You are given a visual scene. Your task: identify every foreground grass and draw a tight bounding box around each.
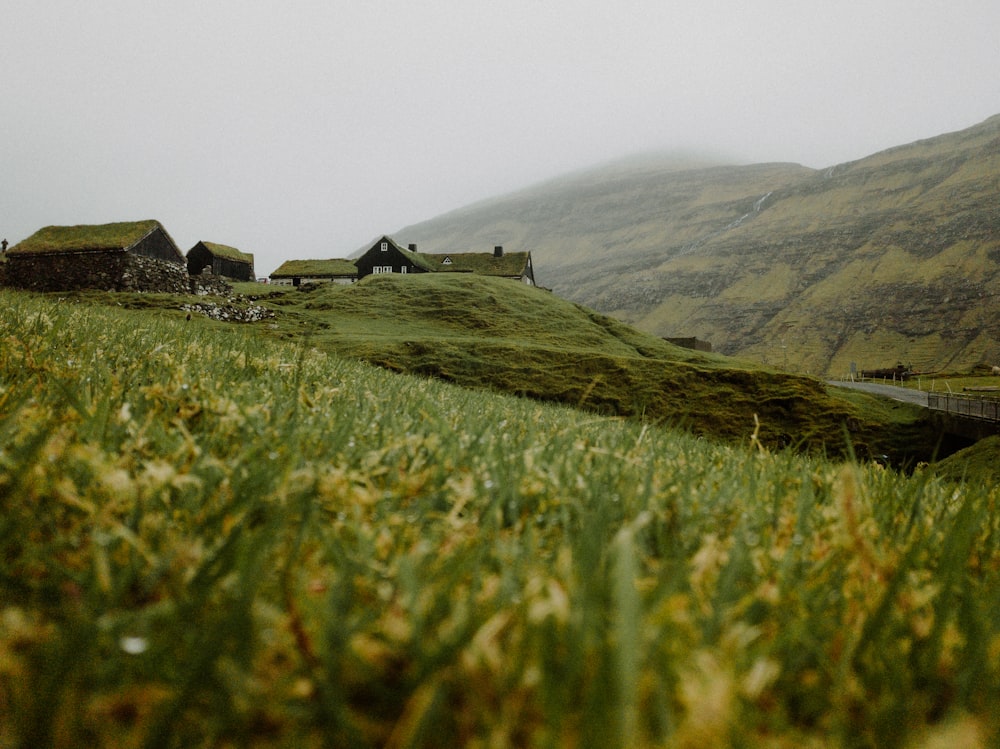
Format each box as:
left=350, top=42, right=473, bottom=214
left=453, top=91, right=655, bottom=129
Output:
left=2, top=289, right=1000, bottom=748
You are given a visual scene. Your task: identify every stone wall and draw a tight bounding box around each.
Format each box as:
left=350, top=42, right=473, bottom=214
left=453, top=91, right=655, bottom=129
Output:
left=122, top=254, right=191, bottom=294
left=191, top=273, right=233, bottom=296
left=3, top=250, right=194, bottom=294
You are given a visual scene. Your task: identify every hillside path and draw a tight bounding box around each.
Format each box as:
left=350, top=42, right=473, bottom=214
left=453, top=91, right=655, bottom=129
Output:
left=826, top=380, right=930, bottom=407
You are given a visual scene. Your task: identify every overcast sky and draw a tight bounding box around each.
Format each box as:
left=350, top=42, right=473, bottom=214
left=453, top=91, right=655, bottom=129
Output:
left=3, top=1, right=999, bottom=275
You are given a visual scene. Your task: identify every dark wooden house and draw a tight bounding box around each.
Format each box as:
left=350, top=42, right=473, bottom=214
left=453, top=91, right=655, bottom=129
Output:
left=353, top=236, right=438, bottom=278
left=187, top=241, right=255, bottom=282
left=354, top=236, right=536, bottom=285
left=3, top=220, right=189, bottom=293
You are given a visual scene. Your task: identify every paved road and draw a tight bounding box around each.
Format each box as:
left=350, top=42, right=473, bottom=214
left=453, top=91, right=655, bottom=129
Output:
left=827, top=380, right=930, bottom=407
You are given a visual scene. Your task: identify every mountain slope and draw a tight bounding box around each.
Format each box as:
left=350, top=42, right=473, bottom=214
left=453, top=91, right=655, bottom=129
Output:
left=395, top=116, right=1000, bottom=376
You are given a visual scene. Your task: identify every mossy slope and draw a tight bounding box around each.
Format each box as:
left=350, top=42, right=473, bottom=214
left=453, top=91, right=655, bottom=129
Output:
left=256, top=274, right=936, bottom=462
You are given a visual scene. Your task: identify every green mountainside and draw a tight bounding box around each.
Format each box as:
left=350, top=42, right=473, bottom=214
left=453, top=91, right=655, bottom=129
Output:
left=394, top=115, right=1000, bottom=377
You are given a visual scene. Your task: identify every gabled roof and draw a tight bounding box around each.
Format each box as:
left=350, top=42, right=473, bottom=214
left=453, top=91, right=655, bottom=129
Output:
left=9, top=220, right=165, bottom=255
left=199, top=241, right=254, bottom=265
left=270, top=259, right=359, bottom=277
left=364, top=235, right=439, bottom=272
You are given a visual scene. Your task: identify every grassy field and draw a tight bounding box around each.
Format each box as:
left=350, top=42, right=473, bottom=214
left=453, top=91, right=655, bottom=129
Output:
left=234, top=275, right=940, bottom=467
left=2, top=286, right=1000, bottom=747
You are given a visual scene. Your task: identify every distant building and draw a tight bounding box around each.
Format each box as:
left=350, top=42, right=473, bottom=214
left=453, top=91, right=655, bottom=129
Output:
left=3, top=220, right=190, bottom=293
left=187, top=241, right=255, bottom=282
left=354, top=236, right=536, bottom=285
left=269, top=258, right=359, bottom=286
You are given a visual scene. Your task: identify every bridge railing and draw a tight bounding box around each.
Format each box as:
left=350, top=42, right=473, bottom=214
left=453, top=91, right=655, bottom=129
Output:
left=927, top=393, right=1000, bottom=423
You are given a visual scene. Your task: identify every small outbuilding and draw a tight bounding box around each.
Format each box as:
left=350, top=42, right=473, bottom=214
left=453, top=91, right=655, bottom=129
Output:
left=269, top=259, right=359, bottom=286
left=3, top=220, right=189, bottom=293
left=187, top=241, right=255, bottom=282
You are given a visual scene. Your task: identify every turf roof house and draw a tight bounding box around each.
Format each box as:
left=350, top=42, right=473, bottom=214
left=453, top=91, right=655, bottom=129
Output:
left=3, top=220, right=191, bottom=294
left=355, top=236, right=536, bottom=285
left=269, top=258, right=359, bottom=286
left=187, top=241, right=255, bottom=282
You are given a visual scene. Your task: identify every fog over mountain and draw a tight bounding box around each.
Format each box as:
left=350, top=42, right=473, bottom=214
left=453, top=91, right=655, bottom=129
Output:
left=4, top=1, right=999, bottom=276
left=396, top=115, right=1000, bottom=376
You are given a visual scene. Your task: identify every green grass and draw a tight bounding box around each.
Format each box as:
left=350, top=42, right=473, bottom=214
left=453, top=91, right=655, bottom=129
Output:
left=415, top=250, right=532, bottom=276
left=200, top=242, right=253, bottom=264
left=9, top=220, right=161, bottom=253
left=3, top=287, right=1000, bottom=747
left=904, top=372, right=1000, bottom=396
left=931, top=435, right=1000, bottom=484
left=246, top=274, right=938, bottom=465
left=269, top=259, right=358, bottom=278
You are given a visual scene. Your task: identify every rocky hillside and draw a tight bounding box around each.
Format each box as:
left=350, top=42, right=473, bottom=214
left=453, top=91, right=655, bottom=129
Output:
left=395, top=116, right=1000, bottom=376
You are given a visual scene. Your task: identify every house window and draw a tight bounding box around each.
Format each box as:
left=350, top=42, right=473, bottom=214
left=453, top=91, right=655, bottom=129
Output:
left=373, top=265, right=392, bottom=274
left=400, top=266, right=407, bottom=274
left=380, top=242, right=388, bottom=251
left=442, top=256, right=452, bottom=265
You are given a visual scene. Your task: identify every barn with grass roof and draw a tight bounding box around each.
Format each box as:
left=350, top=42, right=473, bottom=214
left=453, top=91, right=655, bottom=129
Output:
left=269, top=258, right=359, bottom=286
left=3, top=220, right=191, bottom=293
left=187, top=241, right=255, bottom=282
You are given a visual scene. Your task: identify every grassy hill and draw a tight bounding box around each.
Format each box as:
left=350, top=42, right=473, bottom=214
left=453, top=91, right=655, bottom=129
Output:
left=4, top=285, right=1000, bottom=747
left=245, top=274, right=939, bottom=465
left=393, top=115, right=1000, bottom=377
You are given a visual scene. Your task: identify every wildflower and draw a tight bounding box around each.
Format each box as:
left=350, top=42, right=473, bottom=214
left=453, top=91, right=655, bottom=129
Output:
left=119, top=636, right=149, bottom=655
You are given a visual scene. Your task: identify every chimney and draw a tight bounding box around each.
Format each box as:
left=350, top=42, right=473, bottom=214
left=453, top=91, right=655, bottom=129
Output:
left=408, top=243, right=417, bottom=251
left=493, top=245, right=503, bottom=258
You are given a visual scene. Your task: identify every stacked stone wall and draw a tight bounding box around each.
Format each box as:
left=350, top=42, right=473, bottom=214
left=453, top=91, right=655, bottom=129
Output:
left=3, top=251, right=193, bottom=294
left=122, top=254, right=191, bottom=294
left=191, top=273, right=233, bottom=296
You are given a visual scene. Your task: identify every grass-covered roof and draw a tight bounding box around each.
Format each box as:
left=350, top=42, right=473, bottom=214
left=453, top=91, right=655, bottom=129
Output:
left=270, top=259, right=359, bottom=278
left=397, top=246, right=442, bottom=273
left=421, top=251, right=531, bottom=276
left=374, top=235, right=532, bottom=276
left=9, top=220, right=163, bottom=254
left=201, top=241, right=254, bottom=265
